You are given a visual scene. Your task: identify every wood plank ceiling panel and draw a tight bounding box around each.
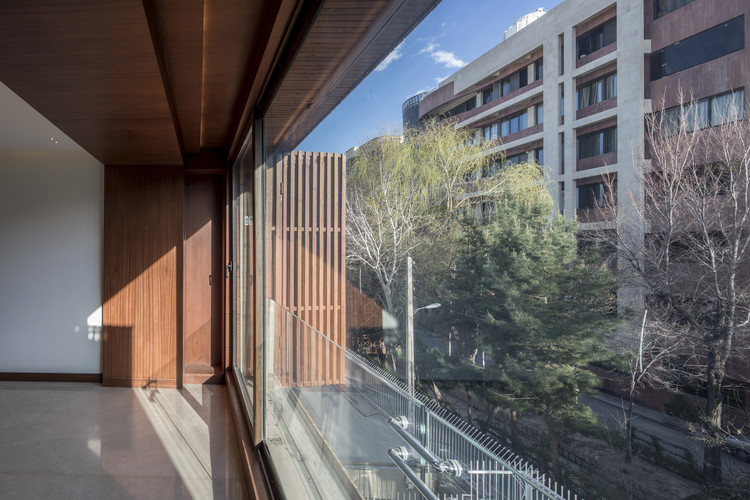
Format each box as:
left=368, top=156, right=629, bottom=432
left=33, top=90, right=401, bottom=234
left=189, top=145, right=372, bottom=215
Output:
left=150, top=0, right=206, bottom=154
left=264, top=0, right=441, bottom=152
left=201, top=0, right=264, bottom=149
left=0, top=0, right=182, bottom=165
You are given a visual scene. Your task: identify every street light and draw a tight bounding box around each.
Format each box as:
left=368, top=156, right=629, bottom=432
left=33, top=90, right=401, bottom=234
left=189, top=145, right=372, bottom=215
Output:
left=406, top=256, right=441, bottom=395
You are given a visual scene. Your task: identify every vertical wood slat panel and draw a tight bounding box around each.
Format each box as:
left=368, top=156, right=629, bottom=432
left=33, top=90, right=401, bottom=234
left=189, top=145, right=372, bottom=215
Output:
left=269, top=151, right=346, bottom=386
left=337, top=154, right=347, bottom=380
left=103, top=165, right=182, bottom=388
left=318, top=154, right=327, bottom=384
left=325, top=153, right=334, bottom=383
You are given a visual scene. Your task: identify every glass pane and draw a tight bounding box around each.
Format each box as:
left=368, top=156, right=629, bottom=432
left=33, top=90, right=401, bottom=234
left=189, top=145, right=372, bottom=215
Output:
left=233, top=135, right=255, bottom=403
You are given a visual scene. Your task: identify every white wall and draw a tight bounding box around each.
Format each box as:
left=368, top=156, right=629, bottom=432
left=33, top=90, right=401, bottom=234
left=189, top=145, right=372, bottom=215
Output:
left=0, top=151, right=103, bottom=373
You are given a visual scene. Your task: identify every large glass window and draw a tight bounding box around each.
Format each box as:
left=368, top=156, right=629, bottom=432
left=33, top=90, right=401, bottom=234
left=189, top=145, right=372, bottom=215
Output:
left=577, top=179, right=616, bottom=210
left=536, top=147, right=544, bottom=165
left=577, top=126, right=617, bottom=159
left=654, top=0, right=696, bottom=19
left=443, top=97, right=476, bottom=118
left=231, top=133, right=256, bottom=407
left=500, top=110, right=529, bottom=137
left=657, top=89, right=744, bottom=134
left=483, top=122, right=499, bottom=141
left=650, top=16, right=744, bottom=81
left=504, top=151, right=529, bottom=167
left=483, top=62, right=538, bottom=105
left=577, top=18, right=616, bottom=59
left=483, top=82, right=500, bottom=105
left=502, top=68, right=528, bottom=96
left=577, top=73, right=617, bottom=109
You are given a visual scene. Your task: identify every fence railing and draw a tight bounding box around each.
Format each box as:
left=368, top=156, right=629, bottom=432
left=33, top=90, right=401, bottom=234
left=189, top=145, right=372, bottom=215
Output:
left=267, top=301, right=578, bottom=500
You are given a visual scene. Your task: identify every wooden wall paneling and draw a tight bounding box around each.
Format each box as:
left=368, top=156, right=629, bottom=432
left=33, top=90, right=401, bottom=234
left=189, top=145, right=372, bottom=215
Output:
left=184, top=174, right=224, bottom=384
left=103, top=165, right=182, bottom=388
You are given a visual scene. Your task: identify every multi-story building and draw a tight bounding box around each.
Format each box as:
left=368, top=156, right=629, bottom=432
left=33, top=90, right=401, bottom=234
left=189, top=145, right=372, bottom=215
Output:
left=417, top=0, right=747, bottom=227
left=416, top=0, right=750, bottom=421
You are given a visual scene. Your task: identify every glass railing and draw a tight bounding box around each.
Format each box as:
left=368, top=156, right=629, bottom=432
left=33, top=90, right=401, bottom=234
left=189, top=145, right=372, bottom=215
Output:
left=262, top=299, right=578, bottom=500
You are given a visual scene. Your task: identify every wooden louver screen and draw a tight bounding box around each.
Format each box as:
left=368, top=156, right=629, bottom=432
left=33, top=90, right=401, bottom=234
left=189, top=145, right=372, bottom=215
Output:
left=268, top=151, right=347, bottom=386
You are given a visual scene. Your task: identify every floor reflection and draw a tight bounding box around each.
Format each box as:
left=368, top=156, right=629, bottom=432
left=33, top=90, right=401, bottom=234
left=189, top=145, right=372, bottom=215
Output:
left=0, top=382, right=245, bottom=499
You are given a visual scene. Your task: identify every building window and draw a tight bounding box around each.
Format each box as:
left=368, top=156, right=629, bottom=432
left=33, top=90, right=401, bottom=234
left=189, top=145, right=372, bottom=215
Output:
left=658, top=89, right=744, bottom=134
left=576, top=73, right=616, bottom=109
left=559, top=132, right=565, bottom=174
left=650, top=16, right=744, bottom=81
left=482, top=64, right=535, bottom=105
left=654, top=0, right=696, bottom=19
left=536, top=104, right=544, bottom=125
left=577, top=127, right=617, bottom=159
left=483, top=123, right=499, bottom=141
left=711, top=89, right=744, bottom=126
left=500, top=110, right=529, bottom=137
left=559, top=182, right=565, bottom=214
left=577, top=18, right=616, bottom=59
left=559, top=34, right=565, bottom=75
left=504, top=152, right=529, bottom=167
left=502, top=68, right=528, bottom=96
left=535, top=147, right=544, bottom=165
left=483, top=82, right=501, bottom=105
left=535, top=58, right=544, bottom=80
left=560, top=83, right=565, bottom=122
left=577, top=179, right=616, bottom=210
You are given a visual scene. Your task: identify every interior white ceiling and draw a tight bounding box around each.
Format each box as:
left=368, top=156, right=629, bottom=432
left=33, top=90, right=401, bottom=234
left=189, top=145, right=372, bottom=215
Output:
left=0, top=81, right=82, bottom=152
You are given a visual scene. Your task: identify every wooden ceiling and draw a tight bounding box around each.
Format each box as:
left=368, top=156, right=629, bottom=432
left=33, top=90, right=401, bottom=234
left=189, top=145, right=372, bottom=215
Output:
left=0, top=0, right=439, bottom=166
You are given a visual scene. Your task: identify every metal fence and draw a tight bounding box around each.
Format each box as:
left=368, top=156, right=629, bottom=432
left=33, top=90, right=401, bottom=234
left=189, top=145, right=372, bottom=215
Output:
left=271, top=303, right=578, bottom=500
left=344, top=347, right=577, bottom=500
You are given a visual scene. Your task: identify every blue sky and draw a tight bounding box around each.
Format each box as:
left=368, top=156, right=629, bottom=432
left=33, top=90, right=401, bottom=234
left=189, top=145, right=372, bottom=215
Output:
left=298, top=0, right=564, bottom=154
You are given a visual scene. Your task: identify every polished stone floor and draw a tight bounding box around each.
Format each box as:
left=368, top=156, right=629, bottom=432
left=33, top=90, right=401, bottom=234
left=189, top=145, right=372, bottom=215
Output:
left=0, top=382, right=246, bottom=499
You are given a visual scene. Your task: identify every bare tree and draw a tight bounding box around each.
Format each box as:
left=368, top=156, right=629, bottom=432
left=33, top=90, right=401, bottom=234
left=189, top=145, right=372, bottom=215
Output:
left=346, top=122, right=541, bottom=314
left=603, top=92, right=750, bottom=483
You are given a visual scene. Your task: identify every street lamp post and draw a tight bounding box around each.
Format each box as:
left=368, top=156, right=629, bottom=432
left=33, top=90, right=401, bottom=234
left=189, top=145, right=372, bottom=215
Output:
left=406, top=256, right=440, bottom=395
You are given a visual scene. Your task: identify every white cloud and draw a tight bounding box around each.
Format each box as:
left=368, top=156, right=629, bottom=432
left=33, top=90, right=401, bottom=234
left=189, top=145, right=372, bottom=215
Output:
left=431, top=50, right=465, bottom=68
left=375, top=42, right=404, bottom=71
left=419, top=42, right=439, bottom=55
left=435, top=76, right=448, bottom=86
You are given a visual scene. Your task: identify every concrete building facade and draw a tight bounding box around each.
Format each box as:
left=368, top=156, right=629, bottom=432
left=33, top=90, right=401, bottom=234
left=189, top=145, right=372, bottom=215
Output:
left=417, top=0, right=748, bottom=228
left=416, top=0, right=750, bottom=416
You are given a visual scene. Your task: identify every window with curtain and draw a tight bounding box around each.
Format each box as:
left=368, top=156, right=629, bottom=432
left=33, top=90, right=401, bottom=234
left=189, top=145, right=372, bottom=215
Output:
left=498, top=110, right=529, bottom=138
left=483, top=123, right=499, bottom=142
left=577, top=179, right=616, bottom=209
left=577, top=126, right=617, bottom=159
left=711, top=89, right=745, bottom=126
left=577, top=73, right=616, bottom=109
left=577, top=18, right=616, bottom=59
left=657, top=89, right=744, bottom=134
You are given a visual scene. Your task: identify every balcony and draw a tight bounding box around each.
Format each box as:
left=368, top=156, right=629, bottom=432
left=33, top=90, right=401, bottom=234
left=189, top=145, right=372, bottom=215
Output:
left=264, top=301, right=574, bottom=499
